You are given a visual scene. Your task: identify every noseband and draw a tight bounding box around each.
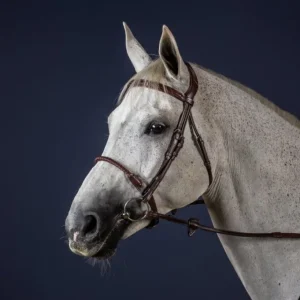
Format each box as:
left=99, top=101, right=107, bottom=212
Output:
left=95, top=62, right=300, bottom=239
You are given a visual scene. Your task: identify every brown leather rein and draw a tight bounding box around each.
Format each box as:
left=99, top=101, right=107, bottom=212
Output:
left=95, top=62, right=300, bottom=239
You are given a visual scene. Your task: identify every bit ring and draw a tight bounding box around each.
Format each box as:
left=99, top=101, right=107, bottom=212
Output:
left=122, top=198, right=150, bottom=222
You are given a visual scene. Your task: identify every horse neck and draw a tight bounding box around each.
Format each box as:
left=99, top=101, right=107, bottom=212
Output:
left=192, top=65, right=300, bottom=231
left=191, top=66, right=300, bottom=299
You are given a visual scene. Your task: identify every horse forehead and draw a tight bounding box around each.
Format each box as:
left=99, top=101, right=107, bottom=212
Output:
left=111, top=87, right=177, bottom=123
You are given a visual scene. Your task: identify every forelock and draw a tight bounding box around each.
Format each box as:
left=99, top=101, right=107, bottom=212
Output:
left=116, top=59, right=168, bottom=106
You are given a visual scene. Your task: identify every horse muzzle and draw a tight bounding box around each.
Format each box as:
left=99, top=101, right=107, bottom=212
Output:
left=65, top=198, right=152, bottom=259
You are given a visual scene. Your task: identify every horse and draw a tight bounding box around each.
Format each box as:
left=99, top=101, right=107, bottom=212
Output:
left=65, top=23, right=300, bottom=300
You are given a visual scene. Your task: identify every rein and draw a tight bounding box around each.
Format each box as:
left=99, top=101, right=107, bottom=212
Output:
left=95, top=62, right=300, bottom=239
left=147, top=211, right=300, bottom=238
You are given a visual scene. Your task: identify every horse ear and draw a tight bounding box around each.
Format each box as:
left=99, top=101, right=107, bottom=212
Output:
left=158, top=25, right=187, bottom=81
left=123, top=22, right=152, bottom=73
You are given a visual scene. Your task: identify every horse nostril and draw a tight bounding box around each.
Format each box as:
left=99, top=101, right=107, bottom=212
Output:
left=82, top=214, right=99, bottom=237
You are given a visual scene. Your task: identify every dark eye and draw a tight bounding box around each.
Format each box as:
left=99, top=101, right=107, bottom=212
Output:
left=145, top=122, right=167, bottom=135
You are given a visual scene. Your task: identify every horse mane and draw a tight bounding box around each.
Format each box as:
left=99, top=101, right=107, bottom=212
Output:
left=118, top=59, right=300, bottom=130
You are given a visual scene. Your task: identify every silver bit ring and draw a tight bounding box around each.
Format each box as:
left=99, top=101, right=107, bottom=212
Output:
left=122, top=198, right=150, bottom=222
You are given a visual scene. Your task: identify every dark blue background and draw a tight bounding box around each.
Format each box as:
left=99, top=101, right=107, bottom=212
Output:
left=2, top=1, right=299, bottom=299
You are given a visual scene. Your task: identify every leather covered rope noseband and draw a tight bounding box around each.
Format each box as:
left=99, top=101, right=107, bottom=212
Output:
left=95, top=62, right=300, bottom=239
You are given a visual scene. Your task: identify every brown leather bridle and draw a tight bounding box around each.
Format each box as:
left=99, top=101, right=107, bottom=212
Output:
left=95, top=62, right=300, bottom=239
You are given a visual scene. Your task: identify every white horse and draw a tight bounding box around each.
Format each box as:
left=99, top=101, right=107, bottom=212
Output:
left=65, top=23, right=300, bottom=300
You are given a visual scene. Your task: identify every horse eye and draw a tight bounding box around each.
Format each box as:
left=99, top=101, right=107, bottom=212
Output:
left=145, top=122, right=167, bottom=135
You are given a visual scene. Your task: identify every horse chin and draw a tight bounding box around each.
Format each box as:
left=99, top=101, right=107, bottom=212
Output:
left=91, top=244, right=117, bottom=260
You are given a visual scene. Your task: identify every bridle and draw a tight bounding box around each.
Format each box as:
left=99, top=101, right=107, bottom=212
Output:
left=95, top=62, right=300, bottom=239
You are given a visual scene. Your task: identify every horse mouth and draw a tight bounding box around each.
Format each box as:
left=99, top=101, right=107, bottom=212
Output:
left=69, top=217, right=129, bottom=260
